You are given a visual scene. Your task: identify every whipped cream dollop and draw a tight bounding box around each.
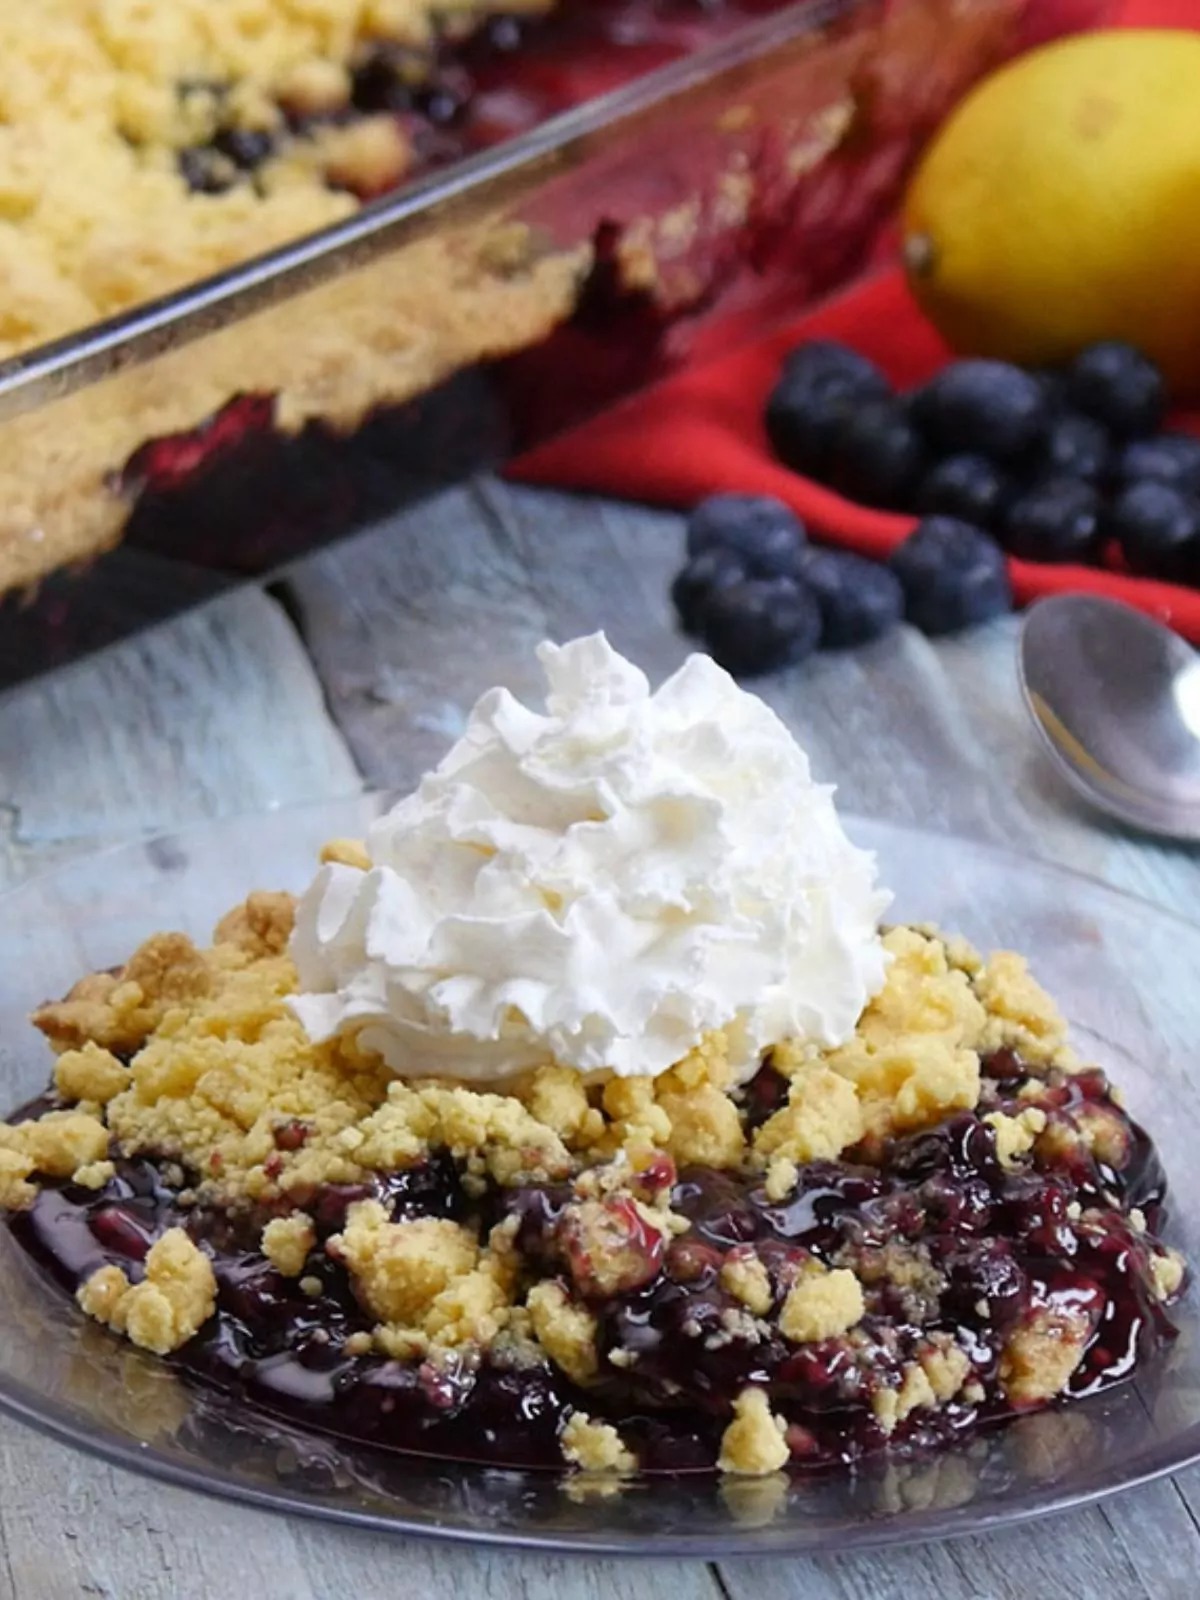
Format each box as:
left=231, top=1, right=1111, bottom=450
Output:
left=290, top=634, right=890, bottom=1084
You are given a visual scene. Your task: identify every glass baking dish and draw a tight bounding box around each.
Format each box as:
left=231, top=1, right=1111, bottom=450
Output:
left=0, top=0, right=1041, bottom=652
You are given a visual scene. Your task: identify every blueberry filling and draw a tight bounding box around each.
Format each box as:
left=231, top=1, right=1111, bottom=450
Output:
left=4, top=1048, right=1181, bottom=1475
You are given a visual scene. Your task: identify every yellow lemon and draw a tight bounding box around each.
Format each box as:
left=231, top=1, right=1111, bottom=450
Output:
left=902, top=29, right=1200, bottom=394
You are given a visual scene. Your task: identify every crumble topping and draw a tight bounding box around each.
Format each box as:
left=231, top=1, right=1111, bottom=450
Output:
left=718, top=1388, right=790, bottom=1475
left=77, top=1228, right=216, bottom=1356
left=560, top=1412, right=636, bottom=1474
left=330, top=1205, right=480, bottom=1324
left=53, top=1043, right=132, bottom=1106
left=0, top=0, right=557, bottom=363
left=985, top=1106, right=1047, bottom=1167
left=1, top=885, right=1187, bottom=1477
left=720, top=1251, right=774, bottom=1317
left=778, top=1264, right=865, bottom=1345
left=0, top=1109, right=110, bottom=1207
left=754, top=1065, right=864, bottom=1164
left=260, top=1212, right=317, bottom=1277
left=1151, top=1250, right=1186, bottom=1303
left=527, top=1281, right=599, bottom=1385
left=999, top=1306, right=1095, bottom=1408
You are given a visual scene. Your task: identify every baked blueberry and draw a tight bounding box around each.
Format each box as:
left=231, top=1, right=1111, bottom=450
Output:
left=795, top=548, right=904, bottom=647
left=1067, top=341, right=1165, bottom=437
left=671, top=548, right=745, bottom=635
left=1105, top=482, right=1200, bottom=581
left=830, top=398, right=929, bottom=509
left=766, top=361, right=891, bottom=479
left=213, top=127, right=275, bottom=169
left=684, top=495, right=806, bottom=576
left=909, top=361, right=1046, bottom=461
left=700, top=577, right=822, bottom=676
left=177, top=147, right=237, bottom=194
left=889, top=516, right=1012, bottom=635
left=1037, top=412, right=1110, bottom=482
left=916, top=454, right=1010, bottom=527
left=1114, top=433, right=1200, bottom=494
left=1002, top=478, right=1102, bottom=563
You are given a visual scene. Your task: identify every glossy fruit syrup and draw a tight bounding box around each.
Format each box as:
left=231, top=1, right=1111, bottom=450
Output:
left=5, top=1048, right=1182, bottom=1474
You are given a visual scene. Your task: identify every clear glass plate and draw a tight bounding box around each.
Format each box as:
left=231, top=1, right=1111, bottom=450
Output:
left=0, top=796, right=1196, bottom=1556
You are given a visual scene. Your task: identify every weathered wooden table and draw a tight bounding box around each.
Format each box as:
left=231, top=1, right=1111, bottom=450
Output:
left=2, top=480, right=1199, bottom=1599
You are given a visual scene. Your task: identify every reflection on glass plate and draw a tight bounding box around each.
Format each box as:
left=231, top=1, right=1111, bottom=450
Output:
left=0, top=797, right=1196, bottom=1555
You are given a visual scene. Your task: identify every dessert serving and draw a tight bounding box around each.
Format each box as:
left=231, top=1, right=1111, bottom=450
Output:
left=0, top=635, right=1185, bottom=1479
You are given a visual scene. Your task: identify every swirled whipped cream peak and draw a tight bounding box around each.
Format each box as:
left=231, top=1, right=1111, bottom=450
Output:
left=289, top=633, right=891, bottom=1084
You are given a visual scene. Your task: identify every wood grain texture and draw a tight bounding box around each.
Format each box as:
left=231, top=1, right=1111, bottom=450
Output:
left=0, top=586, right=360, bottom=891
left=3, top=479, right=1200, bottom=1596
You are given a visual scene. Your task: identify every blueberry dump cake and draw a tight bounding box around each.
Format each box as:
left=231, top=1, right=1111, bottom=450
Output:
left=0, top=0, right=1032, bottom=598
left=0, top=635, right=1182, bottom=1478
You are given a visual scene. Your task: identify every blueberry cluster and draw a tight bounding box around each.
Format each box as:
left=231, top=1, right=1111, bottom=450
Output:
left=671, top=495, right=906, bottom=676
left=768, top=338, right=1200, bottom=582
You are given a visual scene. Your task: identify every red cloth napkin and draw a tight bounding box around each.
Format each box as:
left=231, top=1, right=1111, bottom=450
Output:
left=510, top=0, right=1200, bottom=642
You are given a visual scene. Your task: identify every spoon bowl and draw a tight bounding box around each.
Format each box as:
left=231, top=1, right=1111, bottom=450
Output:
left=1018, top=593, right=1200, bottom=840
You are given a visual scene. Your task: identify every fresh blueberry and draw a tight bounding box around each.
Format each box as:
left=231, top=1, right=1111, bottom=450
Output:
left=670, top=548, right=746, bottom=635
left=700, top=577, right=822, bottom=677
left=766, top=361, right=891, bottom=479
left=1002, top=478, right=1102, bottom=563
left=1067, top=341, right=1165, bottom=437
left=830, top=398, right=929, bottom=509
left=1037, top=412, right=1111, bottom=482
left=684, top=495, right=806, bottom=576
left=1105, top=482, right=1200, bottom=582
left=910, top=360, right=1047, bottom=461
left=916, top=454, right=1010, bottom=527
left=1114, top=432, right=1200, bottom=494
left=888, top=516, right=1012, bottom=635
left=780, top=340, right=888, bottom=391
left=795, top=548, right=904, bottom=647
left=1031, top=367, right=1070, bottom=415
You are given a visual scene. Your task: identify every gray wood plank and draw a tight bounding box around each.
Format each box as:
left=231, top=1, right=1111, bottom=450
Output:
left=0, top=1430, right=320, bottom=1600
left=0, top=586, right=361, bottom=890
left=279, top=484, right=557, bottom=790
left=720, top=1504, right=1157, bottom=1600
left=293, top=1523, right=725, bottom=1600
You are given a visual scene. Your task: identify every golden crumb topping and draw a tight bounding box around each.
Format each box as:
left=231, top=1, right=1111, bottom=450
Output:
left=753, top=1064, right=864, bottom=1164
left=999, top=1306, right=1094, bottom=1407
left=78, top=1228, right=216, bottom=1355
left=560, top=1412, right=636, bottom=1474
left=720, top=1251, right=774, bottom=1317
left=0, top=1110, right=110, bottom=1202
left=527, top=1280, right=600, bottom=1384
left=973, top=951, right=1076, bottom=1069
left=0, top=0, right=555, bottom=362
left=985, top=1106, right=1047, bottom=1168
left=331, top=1203, right=479, bottom=1324
left=261, top=1212, right=317, bottom=1277
left=778, top=1264, right=865, bottom=1345
left=717, top=1388, right=790, bottom=1475
left=1150, top=1249, right=1186, bottom=1303
left=54, top=1042, right=132, bottom=1106
left=815, top=927, right=986, bottom=1146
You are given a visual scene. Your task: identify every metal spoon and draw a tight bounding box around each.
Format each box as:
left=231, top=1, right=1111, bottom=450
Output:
left=1018, top=593, right=1200, bottom=840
